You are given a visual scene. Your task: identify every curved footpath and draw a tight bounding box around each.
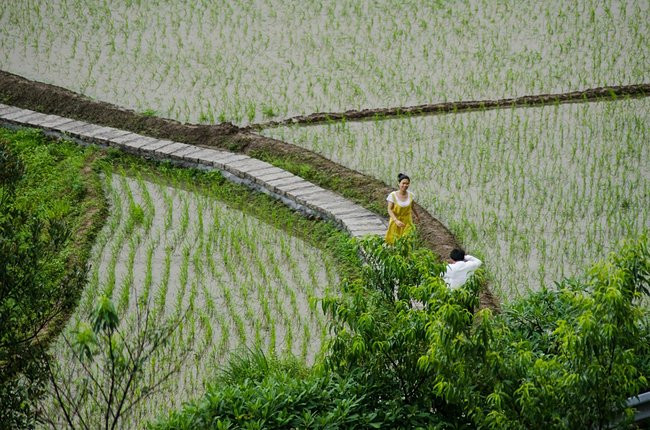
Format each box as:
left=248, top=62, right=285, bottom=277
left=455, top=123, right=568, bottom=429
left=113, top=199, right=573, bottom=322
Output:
left=0, top=103, right=387, bottom=238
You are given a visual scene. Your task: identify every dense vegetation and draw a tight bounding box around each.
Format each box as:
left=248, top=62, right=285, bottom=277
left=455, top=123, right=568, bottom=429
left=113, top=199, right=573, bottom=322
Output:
left=1, top=129, right=648, bottom=429
left=0, top=128, right=106, bottom=428
left=0, top=128, right=362, bottom=428
left=152, top=235, right=650, bottom=429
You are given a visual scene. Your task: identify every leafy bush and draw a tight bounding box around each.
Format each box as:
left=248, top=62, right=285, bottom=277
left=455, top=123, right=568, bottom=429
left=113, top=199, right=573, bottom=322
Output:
left=152, top=234, right=649, bottom=429
left=329, top=235, right=649, bottom=429
left=150, top=350, right=382, bottom=429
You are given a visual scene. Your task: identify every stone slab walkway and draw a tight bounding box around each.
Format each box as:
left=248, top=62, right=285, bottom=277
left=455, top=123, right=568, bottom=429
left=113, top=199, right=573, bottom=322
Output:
left=0, top=103, right=387, bottom=238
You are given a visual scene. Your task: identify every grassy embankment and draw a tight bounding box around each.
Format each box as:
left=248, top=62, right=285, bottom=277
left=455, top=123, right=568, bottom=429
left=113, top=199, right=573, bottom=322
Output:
left=0, top=127, right=107, bottom=426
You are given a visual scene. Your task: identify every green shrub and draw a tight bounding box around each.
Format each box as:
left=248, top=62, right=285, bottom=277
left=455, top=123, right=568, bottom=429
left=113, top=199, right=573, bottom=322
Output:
left=152, top=235, right=649, bottom=429
left=150, top=350, right=382, bottom=429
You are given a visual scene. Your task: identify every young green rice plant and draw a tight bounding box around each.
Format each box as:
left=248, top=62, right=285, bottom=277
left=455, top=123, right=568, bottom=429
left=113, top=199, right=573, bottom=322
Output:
left=103, top=228, right=124, bottom=297
left=136, top=172, right=155, bottom=232
left=215, top=311, right=230, bottom=358
left=154, top=246, right=172, bottom=318
left=283, top=321, right=294, bottom=357
left=174, top=196, right=190, bottom=244
left=174, top=244, right=191, bottom=316
left=301, top=324, right=310, bottom=362
left=117, top=235, right=138, bottom=314
left=42, top=162, right=341, bottom=424
left=139, top=241, right=155, bottom=310
left=188, top=279, right=198, bottom=328
left=162, top=186, right=174, bottom=231
left=198, top=309, right=213, bottom=351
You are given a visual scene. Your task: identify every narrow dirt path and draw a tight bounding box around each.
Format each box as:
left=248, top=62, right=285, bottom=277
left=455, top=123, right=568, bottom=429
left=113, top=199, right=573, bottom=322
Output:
left=249, top=83, right=650, bottom=129
left=0, top=70, right=500, bottom=310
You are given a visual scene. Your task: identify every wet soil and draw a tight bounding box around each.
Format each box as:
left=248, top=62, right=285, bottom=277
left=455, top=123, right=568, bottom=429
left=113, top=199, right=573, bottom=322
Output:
left=0, top=70, right=499, bottom=311
left=250, top=84, right=650, bottom=129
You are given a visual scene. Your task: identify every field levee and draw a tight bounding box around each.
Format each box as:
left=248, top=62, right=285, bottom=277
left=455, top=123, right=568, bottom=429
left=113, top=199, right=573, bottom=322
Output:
left=249, top=84, right=650, bottom=129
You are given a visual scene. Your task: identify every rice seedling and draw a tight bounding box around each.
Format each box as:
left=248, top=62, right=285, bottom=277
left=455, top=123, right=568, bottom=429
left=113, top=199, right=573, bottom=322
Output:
left=39, top=166, right=340, bottom=423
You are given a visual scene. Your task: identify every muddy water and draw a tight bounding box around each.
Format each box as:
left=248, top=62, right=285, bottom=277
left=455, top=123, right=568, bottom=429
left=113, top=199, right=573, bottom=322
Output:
left=264, top=98, right=650, bottom=299
left=42, top=173, right=337, bottom=427
left=1, top=0, right=648, bottom=125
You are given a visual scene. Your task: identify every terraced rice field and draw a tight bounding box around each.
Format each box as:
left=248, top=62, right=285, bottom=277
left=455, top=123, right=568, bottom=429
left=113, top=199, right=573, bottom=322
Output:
left=1, top=0, right=647, bottom=124
left=2, top=0, right=648, bottom=300
left=41, top=169, right=338, bottom=426
left=264, top=98, right=650, bottom=298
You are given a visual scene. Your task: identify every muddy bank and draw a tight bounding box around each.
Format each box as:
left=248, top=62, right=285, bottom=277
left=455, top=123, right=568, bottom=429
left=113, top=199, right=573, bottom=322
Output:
left=0, top=70, right=499, bottom=310
left=250, top=83, right=650, bottom=129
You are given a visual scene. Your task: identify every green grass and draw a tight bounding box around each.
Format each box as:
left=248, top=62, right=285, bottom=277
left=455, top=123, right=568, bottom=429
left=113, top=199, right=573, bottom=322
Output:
left=0, top=126, right=107, bottom=428
left=0, top=127, right=107, bottom=345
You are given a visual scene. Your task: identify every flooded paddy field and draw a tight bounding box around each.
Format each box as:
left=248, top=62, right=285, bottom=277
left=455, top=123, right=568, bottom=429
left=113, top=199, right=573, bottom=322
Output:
left=264, top=98, right=650, bottom=299
left=1, top=0, right=648, bottom=125
left=40, top=170, right=338, bottom=426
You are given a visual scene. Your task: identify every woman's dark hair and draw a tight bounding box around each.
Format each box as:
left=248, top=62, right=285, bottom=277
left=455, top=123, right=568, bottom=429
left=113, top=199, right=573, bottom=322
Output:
left=450, top=248, right=465, bottom=262
left=397, top=173, right=410, bottom=183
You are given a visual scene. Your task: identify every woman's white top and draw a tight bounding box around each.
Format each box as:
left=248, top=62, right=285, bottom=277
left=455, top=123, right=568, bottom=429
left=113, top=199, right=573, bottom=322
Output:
left=386, top=191, right=415, bottom=207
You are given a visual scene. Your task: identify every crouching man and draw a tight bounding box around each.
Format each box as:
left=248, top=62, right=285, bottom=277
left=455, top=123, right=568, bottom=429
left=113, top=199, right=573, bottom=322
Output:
left=443, top=248, right=482, bottom=289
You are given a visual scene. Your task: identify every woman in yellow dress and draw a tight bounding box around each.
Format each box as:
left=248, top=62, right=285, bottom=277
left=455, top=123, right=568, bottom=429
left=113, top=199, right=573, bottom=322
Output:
left=385, top=173, right=420, bottom=244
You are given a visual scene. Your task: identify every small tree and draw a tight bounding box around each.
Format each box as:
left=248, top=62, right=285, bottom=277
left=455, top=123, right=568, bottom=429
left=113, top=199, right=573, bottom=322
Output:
left=39, top=296, right=189, bottom=430
left=324, top=235, right=650, bottom=428
left=322, top=235, right=481, bottom=426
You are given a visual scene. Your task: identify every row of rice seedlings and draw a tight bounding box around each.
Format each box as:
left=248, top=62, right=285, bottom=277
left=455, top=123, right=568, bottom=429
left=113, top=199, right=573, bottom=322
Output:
left=101, top=174, right=135, bottom=299
left=135, top=171, right=155, bottom=232
left=81, top=170, right=120, bottom=312
left=203, top=208, right=236, bottom=359
left=44, top=169, right=339, bottom=426
left=116, top=235, right=137, bottom=314
left=264, top=97, right=649, bottom=300
left=2, top=0, right=647, bottom=124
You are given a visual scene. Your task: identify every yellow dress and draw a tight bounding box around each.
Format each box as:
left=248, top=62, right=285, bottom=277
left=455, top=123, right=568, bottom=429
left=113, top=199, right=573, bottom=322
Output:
left=385, top=191, right=414, bottom=244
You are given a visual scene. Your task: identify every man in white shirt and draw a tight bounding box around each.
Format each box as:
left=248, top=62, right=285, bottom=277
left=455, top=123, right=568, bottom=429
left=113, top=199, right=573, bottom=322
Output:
left=443, top=249, right=482, bottom=289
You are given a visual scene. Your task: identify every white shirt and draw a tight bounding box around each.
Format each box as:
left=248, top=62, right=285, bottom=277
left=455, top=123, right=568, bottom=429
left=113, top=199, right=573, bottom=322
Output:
left=386, top=191, right=415, bottom=207
left=443, top=255, right=482, bottom=289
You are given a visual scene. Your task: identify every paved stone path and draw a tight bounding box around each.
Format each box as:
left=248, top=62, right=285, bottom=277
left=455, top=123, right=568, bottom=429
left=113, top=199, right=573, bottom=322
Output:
left=0, top=103, right=387, bottom=237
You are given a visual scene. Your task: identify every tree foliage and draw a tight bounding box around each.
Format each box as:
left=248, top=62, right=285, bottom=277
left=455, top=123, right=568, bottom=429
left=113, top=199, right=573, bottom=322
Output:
left=325, top=235, right=649, bottom=429
left=41, top=295, right=188, bottom=430
left=152, top=234, right=649, bottom=429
